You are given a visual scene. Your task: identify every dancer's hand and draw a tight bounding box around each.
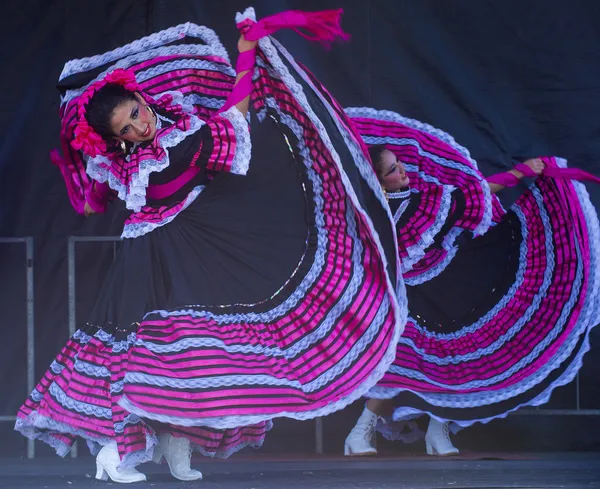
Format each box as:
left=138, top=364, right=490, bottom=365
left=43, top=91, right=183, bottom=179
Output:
left=84, top=202, right=96, bottom=216
left=523, top=157, right=545, bottom=175
left=238, top=34, right=257, bottom=53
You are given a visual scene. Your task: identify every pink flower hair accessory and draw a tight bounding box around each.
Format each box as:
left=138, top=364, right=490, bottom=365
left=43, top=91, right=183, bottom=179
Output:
left=70, top=68, right=141, bottom=157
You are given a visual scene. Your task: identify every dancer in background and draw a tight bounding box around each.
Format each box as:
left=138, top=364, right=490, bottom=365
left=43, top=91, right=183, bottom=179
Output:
left=343, top=107, right=600, bottom=457
left=15, top=10, right=405, bottom=483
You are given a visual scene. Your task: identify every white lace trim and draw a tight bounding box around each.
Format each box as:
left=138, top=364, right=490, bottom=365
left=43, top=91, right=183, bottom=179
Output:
left=60, top=23, right=230, bottom=81
left=62, top=45, right=236, bottom=107
left=368, top=161, right=600, bottom=424
left=345, top=107, right=477, bottom=168
left=387, top=189, right=412, bottom=200
left=121, top=185, right=206, bottom=239
left=345, top=106, right=497, bottom=238
left=192, top=420, right=272, bottom=459
left=219, top=106, right=251, bottom=175
left=114, top=7, right=404, bottom=430
left=86, top=91, right=205, bottom=211
left=393, top=199, right=411, bottom=224
left=401, top=185, right=455, bottom=273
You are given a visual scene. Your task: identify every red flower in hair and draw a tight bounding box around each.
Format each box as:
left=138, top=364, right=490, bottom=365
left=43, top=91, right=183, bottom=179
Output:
left=72, top=121, right=107, bottom=157
left=104, top=68, right=139, bottom=91
left=70, top=68, right=141, bottom=157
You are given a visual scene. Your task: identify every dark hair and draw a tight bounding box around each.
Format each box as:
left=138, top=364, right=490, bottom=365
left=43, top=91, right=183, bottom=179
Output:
left=368, top=144, right=387, bottom=175
left=85, top=84, right=137, bottom=140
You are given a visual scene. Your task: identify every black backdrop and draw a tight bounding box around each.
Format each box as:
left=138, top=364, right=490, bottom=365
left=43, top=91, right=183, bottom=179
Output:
left=1, top=0, right=599, bottom=456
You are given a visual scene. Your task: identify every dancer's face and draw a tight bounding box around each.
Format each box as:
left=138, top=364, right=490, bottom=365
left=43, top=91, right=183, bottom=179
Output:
left=378, top=149, right=410, bottom=191
left=110, top=93, right=157, bottom=144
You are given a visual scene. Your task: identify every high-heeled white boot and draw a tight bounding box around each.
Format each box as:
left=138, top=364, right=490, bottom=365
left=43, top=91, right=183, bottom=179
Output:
left=425, top=417, right=459, bottom=456
left=153, top=434, right=203, bottom=481
left=95, top=441, right=147, bottom=483
left=344, top=407, right=379, bottom=456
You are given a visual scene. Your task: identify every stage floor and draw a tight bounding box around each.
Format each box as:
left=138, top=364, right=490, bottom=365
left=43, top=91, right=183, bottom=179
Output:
left=0, top=453, right=598, bottom=489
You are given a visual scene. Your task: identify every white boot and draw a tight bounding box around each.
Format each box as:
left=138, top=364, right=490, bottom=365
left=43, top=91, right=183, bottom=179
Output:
left=344, top=407, right=379, bottom=456
left=95, top=441, right=147, bottom=483
left=425, top=417, right=459, bottom=456
left=154, top=434, right=203, bottom=481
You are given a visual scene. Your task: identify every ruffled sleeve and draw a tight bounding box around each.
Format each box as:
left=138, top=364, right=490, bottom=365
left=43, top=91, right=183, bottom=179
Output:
left=393, top=185, right=455, bottom=273
left=85, top=181, right=114, bottom=213
left=398, top=181, right=494, bottom=282
left=123, top=107, right=251, bottom=239
left=198, top=106, right=251, bottom=176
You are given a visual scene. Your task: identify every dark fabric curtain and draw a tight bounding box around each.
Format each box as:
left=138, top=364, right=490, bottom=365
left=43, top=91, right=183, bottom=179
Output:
left=1, top=0, right=599, bottom=455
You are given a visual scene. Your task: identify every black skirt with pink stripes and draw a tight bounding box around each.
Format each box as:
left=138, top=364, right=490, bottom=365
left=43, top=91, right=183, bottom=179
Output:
left=348, top=107, right=600, bottom=434
left=15, top=25, right=405, bottom=467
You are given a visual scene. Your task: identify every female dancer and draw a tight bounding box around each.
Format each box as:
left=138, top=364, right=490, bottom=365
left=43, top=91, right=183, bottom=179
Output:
left=15, top=10, right=405, bottom=482
left=343, top=107, right=600, bottom=457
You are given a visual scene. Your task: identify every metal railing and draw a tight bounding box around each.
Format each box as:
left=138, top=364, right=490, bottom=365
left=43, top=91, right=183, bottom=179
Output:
left=67, top=235, right=600, bottom=456
left=66, top=235, right=327, bottom=455
left=67, top=236, right=121, bottom=458
left=0, top=237, right=35, bottom=459
left=2, top=234, right=596, bottom=459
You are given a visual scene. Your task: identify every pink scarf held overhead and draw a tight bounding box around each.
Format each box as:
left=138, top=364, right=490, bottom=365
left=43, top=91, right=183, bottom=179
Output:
left=219, top=9, right=350, bottom=113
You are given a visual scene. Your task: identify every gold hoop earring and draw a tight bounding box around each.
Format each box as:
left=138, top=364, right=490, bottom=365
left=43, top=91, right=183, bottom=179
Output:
left=120, top=140, right=127, bottom=154
left=146, top=105, right=154, bottom=116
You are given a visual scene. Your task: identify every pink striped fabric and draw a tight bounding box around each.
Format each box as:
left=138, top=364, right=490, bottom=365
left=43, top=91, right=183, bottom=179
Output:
left=17, top=20, right=403, bottom=467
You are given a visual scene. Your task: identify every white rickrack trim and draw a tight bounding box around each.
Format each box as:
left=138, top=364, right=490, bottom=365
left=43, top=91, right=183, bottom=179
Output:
left=387, top=189, right=412, bottom=200
left=219, top=106, right=251, bottom=176
left=121, top=185, right=206, bottom=239
left=345, top=107, right=478, bottom=168
left=400, top=185, right=455, bottom=273
left=15, top=412, right=114, bottom=458
left=62, top=44, right=235, bottom=106
left=393, top=199, right=411, bottom=224
left=113, top=7, right=406, bottom=431
left=60, top=23, right=230, bottom=81
left=368, top=163, right=600, bottom=425
left=191, top=420, right=272, bottom=459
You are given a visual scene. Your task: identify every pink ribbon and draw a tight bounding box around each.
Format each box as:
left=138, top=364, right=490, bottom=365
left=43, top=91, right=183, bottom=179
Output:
left=543, top=166, right=600, bottom=185
left=486, top=161, right=600, bottom=187
left=219, top=9, right=350, bottom=113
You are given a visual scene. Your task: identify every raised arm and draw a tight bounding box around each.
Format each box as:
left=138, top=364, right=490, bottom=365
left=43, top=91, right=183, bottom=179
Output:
left=487, top=158, right=545, bottom=194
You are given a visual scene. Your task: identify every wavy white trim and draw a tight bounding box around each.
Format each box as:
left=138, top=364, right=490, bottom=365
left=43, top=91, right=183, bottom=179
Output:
left=114, top=414, right=142, bottom=434
left=62, top=44, right=235, bottom=107
left=346, top=106, right=497, bottom=238
left=74, top=358, right=111, bottom=378
left=133, top=204, right=373, bottom=361
left=404, top=240, right=460, bottom=286
left=50, top=383, right=112, bottom=419
left=121, top=185, right=206, bottom=239
left=220, top=106, right=251, bottom=175
left=111, top=8, right=406, bottom=430
left=264, top=33, right=407, bottom=354
left=390, top=192, right=570, bottom=377
left=367, top=159, right=600, bottom=426
left=50, top=360, right=65, bottom=374
left=393, top=199, right=411, bottom=224
left=15, top=412, right=114, bottom=457
left=192, top=420, right=272, bottom=459
left=60, top=23, right=230, bottom=81
left=473, top=177, right=494, bottom=236
left=400, top=185, right=454, bottom=273
left=387, top=189, right=412, bottom=200
left=345, top=107, right=478, bottom=169
left=30, top=389, right=44, bottom=402
left=128, top=311, right=390, bottom=398
left=26, top=9, right=407, bottom=438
